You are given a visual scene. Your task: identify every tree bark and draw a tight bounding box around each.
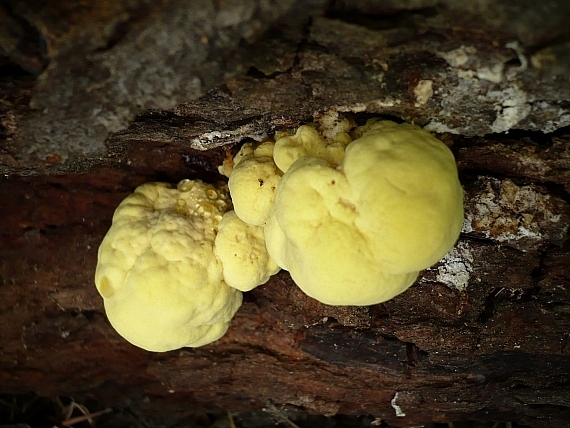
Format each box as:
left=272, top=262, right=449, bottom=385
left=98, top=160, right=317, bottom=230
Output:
left=1, top=1, right=570, bottom=427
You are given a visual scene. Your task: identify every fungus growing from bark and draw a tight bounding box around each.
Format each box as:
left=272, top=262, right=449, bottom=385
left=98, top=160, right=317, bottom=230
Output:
left=95, top=179, right=274, bottom=351
left=214, top=210, right=280, bottom=291
left=96, top=119, right=464, bottom=352
left=265, top=121, right=464, bottom=305
left=226, top=120, right=464, bottom=306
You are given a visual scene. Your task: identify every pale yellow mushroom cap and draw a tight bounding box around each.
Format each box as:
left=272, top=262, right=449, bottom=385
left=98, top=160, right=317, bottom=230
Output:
left=227, top=125, right=352, bottom=226
left=273, top=125, right=350, bottom=173
left=95, top=180, right=242, bottom=352
left=214, top=210, right=280, bottom=291
left=228, top=141, right=282, bottom=226
left=265, top=121, right=464, bottom=306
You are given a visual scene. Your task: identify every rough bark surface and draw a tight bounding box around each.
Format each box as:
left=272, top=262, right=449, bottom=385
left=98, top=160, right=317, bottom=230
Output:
left=1, top=1, right=570, bottom=427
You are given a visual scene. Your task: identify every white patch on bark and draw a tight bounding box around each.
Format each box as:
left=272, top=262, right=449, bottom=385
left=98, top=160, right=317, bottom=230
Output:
left=489, top=86, right=531, bottom=133
left=414, top=79, right=433, bottom=106
left=464, top=178, right=564, bottom=250
left=439, top=45, right=477, bottom=68
left=435, top=242, right=474, bottom=292
left=391, top=392, right=406, bottom=417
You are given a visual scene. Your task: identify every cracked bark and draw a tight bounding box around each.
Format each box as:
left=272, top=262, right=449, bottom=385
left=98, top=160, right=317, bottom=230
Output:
left=1, top=1, right=570, bottom=427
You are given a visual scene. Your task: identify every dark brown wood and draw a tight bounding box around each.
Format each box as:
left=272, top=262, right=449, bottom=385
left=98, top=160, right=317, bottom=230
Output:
left=1, top=1, right=570, bottom=427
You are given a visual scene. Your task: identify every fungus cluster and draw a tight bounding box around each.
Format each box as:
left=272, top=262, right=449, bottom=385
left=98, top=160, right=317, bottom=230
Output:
left=95, top=179, right=275, bottom=351
left=227, top=120, right=464, bottom=305
left=95, top=119, right=464, bottom=351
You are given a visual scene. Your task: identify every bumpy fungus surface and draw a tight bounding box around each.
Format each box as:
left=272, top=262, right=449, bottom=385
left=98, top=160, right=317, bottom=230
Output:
left=215, top=211, right=280, bottom=291
left=227, top=141, right=282, bottom=226
left=229, top=120, right=464, bottom=306
left=95, top=180, right=243, bottom=352
left=97, top=119, right=463, bottom=352
left=273, top=125, right=351, bottom=173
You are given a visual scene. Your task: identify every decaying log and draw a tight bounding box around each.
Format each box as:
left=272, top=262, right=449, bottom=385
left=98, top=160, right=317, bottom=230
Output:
left=1, top=1, right=570, bottom=427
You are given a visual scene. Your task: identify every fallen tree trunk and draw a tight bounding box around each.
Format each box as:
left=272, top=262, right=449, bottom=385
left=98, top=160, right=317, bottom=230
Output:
left=1, top=1, right=570, bottom=427
left=2, top=130, right=570, bottom=427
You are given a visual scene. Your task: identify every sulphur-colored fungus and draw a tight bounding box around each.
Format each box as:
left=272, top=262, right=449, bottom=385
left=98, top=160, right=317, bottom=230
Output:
left=95, top=180, right=244, bottom=351
left=228, top=120, right=464, bottom=306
